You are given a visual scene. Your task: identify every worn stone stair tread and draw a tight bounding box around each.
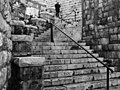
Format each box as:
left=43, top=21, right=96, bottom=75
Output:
left=33, top=43, right=86, bottom=46
left=32, top=49, right=94, bottom=54
left=63, top=79, right=120, bottom=90
left=32, top=51, right=94, bottom=55
left=43, top=67, right=115, bottom=79
left=42, top=72, right=120, bottom=87
left=41, top=46, right=90, bottom=50
left=44, top=62, right=105, bottom=71
left=32, top=46, right=91, bottom=51
left=37, top=42, right=86, bottom=45
left=42, top=80, right=120, bottom=90
left=94, top=85, right=120, bottom=90
left=40, top=50, right=93, bottom=55
left=41, top=45, right=90, bottom=49
left=39, top=52, right=96, bottom=56
left=44, top=58, right=104, bottom=65
left=39, top=53, right=99, bottom=59
left=32, top=49, right=94, bottom=53
left=32, top=41, right=85, bottom=45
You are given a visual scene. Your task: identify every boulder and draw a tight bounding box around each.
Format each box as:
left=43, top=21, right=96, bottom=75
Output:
left=0, top=13, right=11, bottom=32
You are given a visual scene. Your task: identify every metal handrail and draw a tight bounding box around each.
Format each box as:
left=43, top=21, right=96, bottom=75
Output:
left=40, top=15, right=113, bottom=72
left=51, top=22, right=113, bottom=73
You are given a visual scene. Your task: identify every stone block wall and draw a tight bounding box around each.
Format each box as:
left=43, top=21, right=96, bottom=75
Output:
left=40, top=0, right=82, bottom=21
left=0, top=0, right=13, bottom=90
left=82, top=0, right=120, bottom=71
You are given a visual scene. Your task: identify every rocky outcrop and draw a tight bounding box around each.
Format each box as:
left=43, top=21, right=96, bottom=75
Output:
left=0, top=0, right=13, bottom=90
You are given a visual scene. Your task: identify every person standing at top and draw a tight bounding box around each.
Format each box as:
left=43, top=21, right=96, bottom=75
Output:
left=55, top=2, right=61, bottom=17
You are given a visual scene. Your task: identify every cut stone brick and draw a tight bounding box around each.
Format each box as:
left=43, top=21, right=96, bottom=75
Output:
left=64, top=59, right=71, bottom=64
left=51, top=78, right=61, bottom=85
left=93, top=74, right=106, bottom=80
left=51, top=77, right=73, bottom=85
left=42, top=86, right=66, bottom=90
left=71, top=58, right=99, bottom=64
left=64, top=83, right=85, bottom=90
left=43, top=79, right=52, bottom=86
left=74, top=75, right=93, bottom=83
left=49, top=72, right=58, bottom=78
left=57, top=71, right=73, bottom=77
left=74, top=67, right=107, bottom=75
left=44, top=65, right=67, bottom=71
left=49, top=59, right=65, bottom=65
left=67, top=64, right=83, bottom=69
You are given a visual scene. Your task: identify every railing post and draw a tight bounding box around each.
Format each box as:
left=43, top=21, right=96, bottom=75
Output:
left=50, top=22, right=54, bottom=42
left=107, top=68, right=109, bottom=90
left=106, top=60, right=111, bottom=90
left=81, top=0, right=84, bottom=40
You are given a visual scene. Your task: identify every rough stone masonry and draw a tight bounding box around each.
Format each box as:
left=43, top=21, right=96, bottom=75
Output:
left=0, top=0, right=13, bottom=90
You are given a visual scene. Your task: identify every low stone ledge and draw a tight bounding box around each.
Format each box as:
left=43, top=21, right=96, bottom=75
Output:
left=14, top=57, right=45, bottom=67
left=9, top=20, right=25, bottom=26
left=12, top=34, right=34, bottom=42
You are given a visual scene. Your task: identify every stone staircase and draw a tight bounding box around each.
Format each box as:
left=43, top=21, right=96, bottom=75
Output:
left=31, top=29, right=120, bottom=90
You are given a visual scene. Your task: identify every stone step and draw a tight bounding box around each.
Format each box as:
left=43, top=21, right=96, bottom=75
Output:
left=64, top=79, right=120, bottom=90
left=40, top=46, right=90, bottom=50
left=42, top=72, right=120, bottom=87
left=54, top=39, right=73, bottom=42
left=39, top=53, right=99, bottom=59
left=32, top=49, right=93, bottom=55
left=43, top=67, right=115, bottom=79
left=42, top=45, right=90, bottom=50
left=44, top=58, right=104, bottom=65
left=42, top=50, right=93, bottom=54
left=32, top=42, right=86, bottom=46
left=54, top=37, right=72, bottom=40
left=44, top=62, right=104, bottom=72
left=94, top=86, right=120, bottom=90
left=42, top=79, right=120, bottom=90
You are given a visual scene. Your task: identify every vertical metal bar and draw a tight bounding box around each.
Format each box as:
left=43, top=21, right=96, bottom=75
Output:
left=50, top=23, right=54, bottom=42
left=81, top=0, right=84, bottom=40
left=107, top=68, right=109, bottom=90
left=75, top=11, right=76, bottom=21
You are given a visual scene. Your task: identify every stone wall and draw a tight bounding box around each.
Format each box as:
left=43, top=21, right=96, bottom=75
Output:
left=0, top=0, right=13, bottom=90
left=82, top=0, right=120, bottom=71
left=54, top=21, right=82, bottom=41
left=39, top=0, right=82, bottom=21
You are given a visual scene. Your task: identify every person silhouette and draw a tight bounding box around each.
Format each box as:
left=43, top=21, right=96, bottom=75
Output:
left=55, top=2, right=61, bottom=17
